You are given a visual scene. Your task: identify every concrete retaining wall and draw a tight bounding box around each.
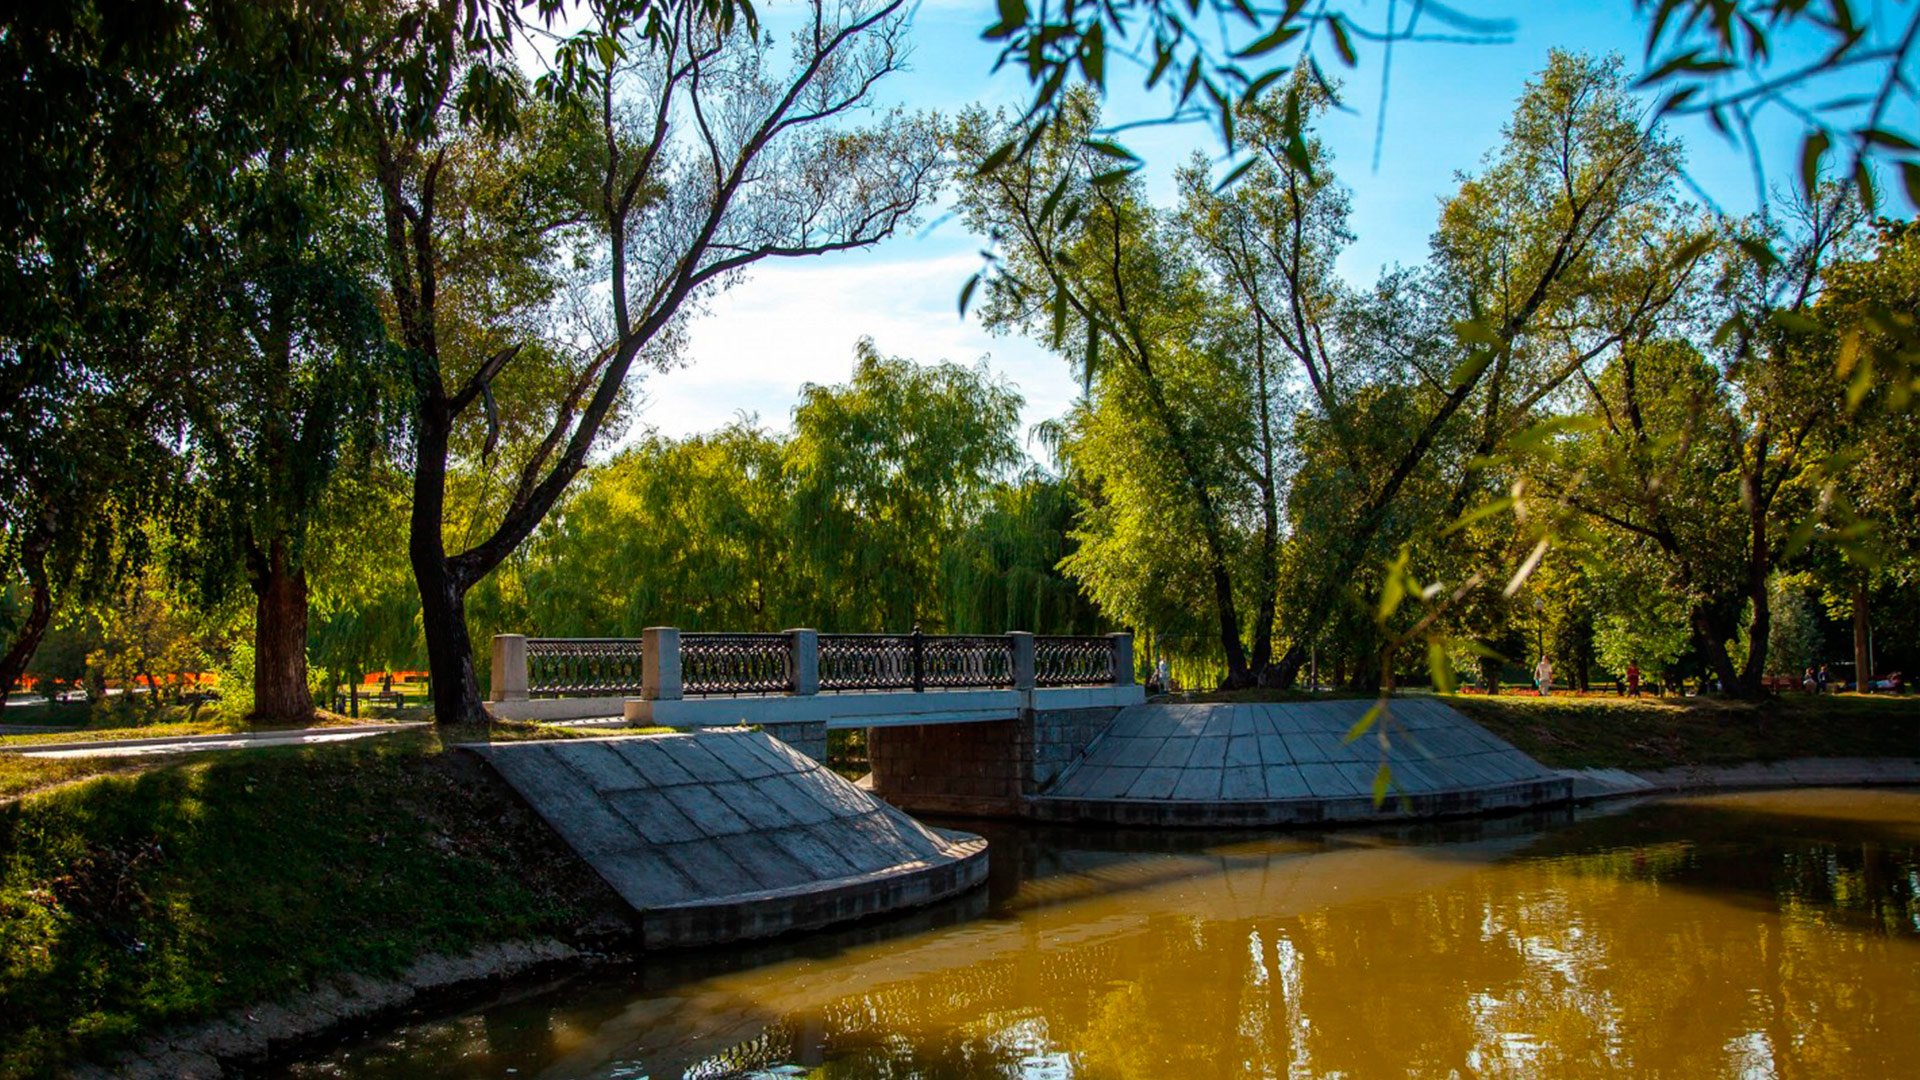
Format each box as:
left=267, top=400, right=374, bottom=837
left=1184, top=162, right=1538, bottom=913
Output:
left=868, top=705, right=1128, bottom=816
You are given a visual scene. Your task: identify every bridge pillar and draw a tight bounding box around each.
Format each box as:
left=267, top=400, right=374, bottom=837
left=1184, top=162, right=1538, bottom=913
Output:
left=786, top=628, right=820, bottom=696
left=1008, top=631, right=1035, bottom=690
left=490, top=634, right=528, bottom=702
left=1110, top=631, right=1135, bottom=685
left=642, top=627, right=682, bottom=701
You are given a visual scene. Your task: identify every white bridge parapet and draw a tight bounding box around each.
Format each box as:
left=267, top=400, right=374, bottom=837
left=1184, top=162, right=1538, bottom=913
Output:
left=487, top=627, right=1138, bottom=725
left=623, top=684, right=1145, bottom=730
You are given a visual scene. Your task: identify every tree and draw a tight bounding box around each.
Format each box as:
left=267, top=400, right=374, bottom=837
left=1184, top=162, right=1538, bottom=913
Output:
left=518, top=341, right=1041, bottom=638
left=167, top=137, right=393, bottom=721
left=360, top=0, right=940, bottom=723
left=1806, top=219, right=1920, bottom=688
left=954, top=90, right=1275, bottom=685
left=1270, top=51, right=1693, bottom=688
left=786, top=340, right=1024, bottom=630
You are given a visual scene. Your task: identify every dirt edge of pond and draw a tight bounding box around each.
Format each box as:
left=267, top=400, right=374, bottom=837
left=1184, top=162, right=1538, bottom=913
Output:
left=70, top=937, right=629, bottom=1079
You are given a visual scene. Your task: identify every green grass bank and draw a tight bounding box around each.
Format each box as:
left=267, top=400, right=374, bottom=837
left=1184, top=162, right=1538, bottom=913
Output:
left=1441, top=692, right=1920, bottom=770
left=0, top=726, right=626, bottom=1079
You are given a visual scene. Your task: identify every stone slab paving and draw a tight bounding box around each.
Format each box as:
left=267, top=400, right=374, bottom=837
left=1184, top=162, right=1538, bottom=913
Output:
left=1033, top=698, right=1573, bottom=826
left=465, top=728, right=988, bottom=948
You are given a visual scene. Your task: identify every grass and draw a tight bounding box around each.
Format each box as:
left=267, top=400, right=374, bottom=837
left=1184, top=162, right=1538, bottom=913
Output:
left=1437, top=691, right=1920, bottom=770
left=0, top=725, right=627, bottom=1078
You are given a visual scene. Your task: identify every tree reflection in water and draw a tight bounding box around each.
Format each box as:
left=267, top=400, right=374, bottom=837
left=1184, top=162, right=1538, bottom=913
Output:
left=285, top=788, right=1920, bottom=1079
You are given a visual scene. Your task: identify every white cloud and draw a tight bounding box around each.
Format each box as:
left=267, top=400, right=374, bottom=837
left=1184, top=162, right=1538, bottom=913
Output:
left=631, top=248, right=1080, bottom=452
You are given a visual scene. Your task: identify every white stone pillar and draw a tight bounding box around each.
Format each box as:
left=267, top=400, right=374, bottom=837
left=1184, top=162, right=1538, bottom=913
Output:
left=1109, top=632, right=1135, bottom=686
left=490, top=634, right=528, bottom=702
left=786, top=628, right=819, bottom=695
left=642, top=627, right=682, bottom=701
left=1008, top=631, right=1036, bottom=690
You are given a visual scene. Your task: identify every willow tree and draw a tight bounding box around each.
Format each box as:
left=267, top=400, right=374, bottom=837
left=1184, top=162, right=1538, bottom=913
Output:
left=362, top=0, right=940, bottom=723
left=786, top=339, right=1024, bottom=631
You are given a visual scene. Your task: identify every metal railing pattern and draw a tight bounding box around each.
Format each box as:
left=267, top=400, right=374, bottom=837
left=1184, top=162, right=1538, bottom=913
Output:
left=681, top=632, right=795, bottom=696
left=526, top=638, right=647, bottom=696
left=1036, top=635, right=1118, bottom=687
left=515, top=630, right=1121, bottom=697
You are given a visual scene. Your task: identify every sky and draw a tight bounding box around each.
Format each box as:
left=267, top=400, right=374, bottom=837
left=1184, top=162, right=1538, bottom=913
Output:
left=633, top=1, right=1894, bottom=446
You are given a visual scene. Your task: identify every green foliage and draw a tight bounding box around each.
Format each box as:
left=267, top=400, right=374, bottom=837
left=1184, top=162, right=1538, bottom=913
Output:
left=0, top=731, right=620, bottom=1077
left=514, top=343, right=1097, bottom=638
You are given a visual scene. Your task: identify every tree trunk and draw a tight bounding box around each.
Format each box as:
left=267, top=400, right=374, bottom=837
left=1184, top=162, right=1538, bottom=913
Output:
left=249, top=535, right=313, bottom=722
left=0, top=577, right=51, bottom=698
left=1735, top=465, right=1772, bottom=698
left=410, top=399, right=488, bottom=726
left=416, top=557, right=486, bottom=725
left=0, top=518, right=54, bottom=698
left=1691, top=606, right=1741, bottom=696
left=1853, top=581, right=1871, bottom=692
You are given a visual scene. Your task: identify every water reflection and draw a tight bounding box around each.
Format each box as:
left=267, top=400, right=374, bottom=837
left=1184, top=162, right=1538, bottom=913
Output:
left=285, top=788, right=1920, bottom=1079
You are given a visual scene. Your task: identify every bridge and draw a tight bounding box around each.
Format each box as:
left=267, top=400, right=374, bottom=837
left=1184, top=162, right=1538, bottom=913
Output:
left=487, top=627, right=1144, bottom=815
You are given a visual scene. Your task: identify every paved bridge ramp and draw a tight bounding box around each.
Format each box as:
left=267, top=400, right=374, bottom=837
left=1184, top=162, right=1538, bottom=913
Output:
left=467, top=729, right=987, bottom=948
left=1034, top=698, right=1572, bottom=826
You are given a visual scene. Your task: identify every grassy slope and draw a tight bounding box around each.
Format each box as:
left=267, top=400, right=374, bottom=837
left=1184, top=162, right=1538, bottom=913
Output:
left=1440, top=692, right=1920, bottom=770
left=0, top=726, right=626, bottom=1078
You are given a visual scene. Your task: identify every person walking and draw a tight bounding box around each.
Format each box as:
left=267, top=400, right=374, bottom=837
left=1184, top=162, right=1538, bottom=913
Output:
left=1534, top=654, right=1554, bottom=697
left=1626, top=660, right=1640, bottom=697
left=1817, top=663, right=1829, bottom=694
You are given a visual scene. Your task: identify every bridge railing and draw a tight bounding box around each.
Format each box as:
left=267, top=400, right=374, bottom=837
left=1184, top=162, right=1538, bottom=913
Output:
left=490, top=627, right=1132, bottom=703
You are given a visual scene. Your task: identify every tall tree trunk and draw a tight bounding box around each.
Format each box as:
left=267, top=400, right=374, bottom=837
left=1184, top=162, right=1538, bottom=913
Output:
left=0, top=547, right=52, bottom=698
left=410, top=397, right=488, bottom=726
left=249, top=534, right=312, bottom=722
left=1853, top=580, right=1871, bottom=692
left=1250, top=326, right=1279, bottom=681
left=1736, top=463, right=1772, bottom=697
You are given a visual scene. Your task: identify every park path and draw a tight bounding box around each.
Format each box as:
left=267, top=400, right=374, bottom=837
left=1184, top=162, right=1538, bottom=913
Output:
left=0, top=721, right=429, bottom=759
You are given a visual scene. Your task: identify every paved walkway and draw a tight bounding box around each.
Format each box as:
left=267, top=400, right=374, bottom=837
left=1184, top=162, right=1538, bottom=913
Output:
left=0, top=724, right=81, bottom=736
left=0, top=722, right=429, bottom=759
left=1560, top=757, right=1920, bottom=800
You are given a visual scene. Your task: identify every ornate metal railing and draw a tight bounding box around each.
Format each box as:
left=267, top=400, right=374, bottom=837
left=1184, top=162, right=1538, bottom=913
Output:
left=497, top=628, right=1127, bottom=704
left=1036, top=635, right=1117, bottom=687
left=526, top=638, right=647, bottom=696
left=922, top=634, right=1015, bottom=689
left=819, top=633, right=917, bottom=692
left=817, top=631, right=1017, bottom=691
left=681, top=632, right=795, bottom=696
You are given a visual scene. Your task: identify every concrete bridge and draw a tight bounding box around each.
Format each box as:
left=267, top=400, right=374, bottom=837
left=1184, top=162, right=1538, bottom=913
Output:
left=473, top=626, right=1571, bottom=950
left=487, top=628, right=1145, bottom=808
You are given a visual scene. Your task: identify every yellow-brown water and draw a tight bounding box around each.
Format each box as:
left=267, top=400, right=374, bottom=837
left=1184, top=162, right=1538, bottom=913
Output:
left=286, top=788, right=1920, bottom=1078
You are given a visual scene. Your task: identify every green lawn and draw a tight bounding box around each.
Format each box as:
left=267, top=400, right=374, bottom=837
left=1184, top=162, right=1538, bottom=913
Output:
left=1439, top=691, right=1920, bottom=770
left=0, top=725, right=626, bottom=1078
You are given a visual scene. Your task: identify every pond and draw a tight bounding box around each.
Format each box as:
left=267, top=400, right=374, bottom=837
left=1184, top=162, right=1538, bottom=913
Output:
left=283, top=788, right=1920, bottom=1078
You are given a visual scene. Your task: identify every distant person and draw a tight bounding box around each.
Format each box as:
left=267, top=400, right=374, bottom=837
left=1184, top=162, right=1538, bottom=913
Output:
left=1534, top=655, right=1553, bottom=696
left=1627, top=661, right=1641, bottom=697
left=1803, top=665, right=1816, bottom=693
left=1817, top=664, right=1829, bottom=694
left=1153, top=657, right=1170, bottom=695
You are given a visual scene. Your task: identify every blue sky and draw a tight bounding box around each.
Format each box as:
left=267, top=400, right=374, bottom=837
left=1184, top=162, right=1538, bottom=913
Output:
left=643, top=1, right=1892, bottom=445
